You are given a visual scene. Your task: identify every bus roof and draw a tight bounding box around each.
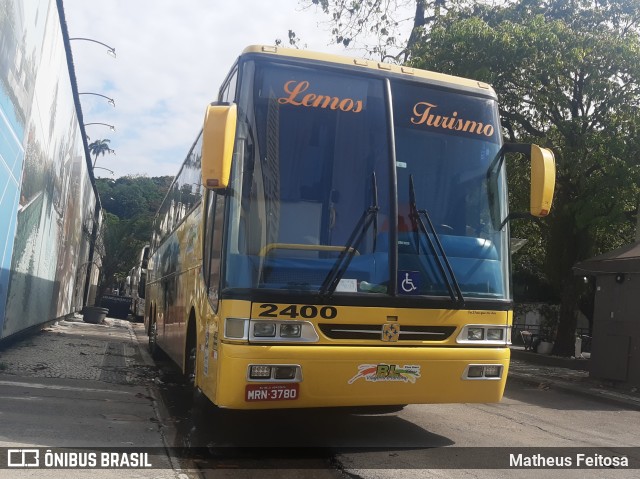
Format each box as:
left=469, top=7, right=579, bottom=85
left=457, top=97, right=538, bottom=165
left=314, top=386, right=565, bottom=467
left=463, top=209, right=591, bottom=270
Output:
left=241, top=45, right=496, bottom=97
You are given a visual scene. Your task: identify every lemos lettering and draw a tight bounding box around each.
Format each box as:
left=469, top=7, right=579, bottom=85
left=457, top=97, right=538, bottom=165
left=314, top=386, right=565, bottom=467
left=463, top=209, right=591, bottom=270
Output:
left=278, top=80, right=363, bottom=113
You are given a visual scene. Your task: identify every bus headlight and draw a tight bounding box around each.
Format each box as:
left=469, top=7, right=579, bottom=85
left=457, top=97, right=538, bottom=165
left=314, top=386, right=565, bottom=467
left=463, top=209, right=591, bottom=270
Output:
left=273, top=365, right=297, bottom=379
left=254, top=322, right=277, bottom=337
left=456, top=325, right=510, bottom=345
left=463, top=364, right=503, bottom=380
left=486, top=328, right=504, bottom=341
left=484, top=365, right=502, bottom=378
left=247, top=364, right=302, bottom=382
left=280, top=323, right=302, bottom=338
left=249, top=365, right=272, bottom=379
left=467, top=328, right=484, bottom=340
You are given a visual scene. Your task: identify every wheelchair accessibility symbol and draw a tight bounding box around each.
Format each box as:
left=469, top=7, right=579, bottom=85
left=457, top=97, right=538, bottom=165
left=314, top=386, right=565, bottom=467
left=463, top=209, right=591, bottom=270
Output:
left=398, top=271, right=420, bottom=294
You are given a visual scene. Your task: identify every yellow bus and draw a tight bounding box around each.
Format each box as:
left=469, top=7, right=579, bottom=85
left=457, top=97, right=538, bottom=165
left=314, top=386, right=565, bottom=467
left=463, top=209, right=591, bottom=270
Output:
left=126, top=245, right=150, bottom=321
left=145, top=45, right=555, bottom=410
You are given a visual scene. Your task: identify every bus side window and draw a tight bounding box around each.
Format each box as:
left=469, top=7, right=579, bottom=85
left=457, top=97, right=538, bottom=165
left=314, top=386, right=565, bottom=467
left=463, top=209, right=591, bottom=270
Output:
left=219, top=68, right=238, bottom=103
left=204, top=190, right=225, bottom=311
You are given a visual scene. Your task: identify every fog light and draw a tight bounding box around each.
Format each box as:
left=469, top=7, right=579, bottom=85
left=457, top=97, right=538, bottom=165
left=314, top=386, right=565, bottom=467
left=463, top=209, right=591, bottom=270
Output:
left=467, top=328, right=484, bottom=340
left=487, top=328, right=504, bottom=341
left=249, top=365, right=272, bottom=379
left=280, top=323, right=302, bottom=338
left=273, top=366, right=297, bottom=380
left=467, top=366, right=484, bottom=378
left=484, top=365, right=502, bottom=378
left=254, top=322, right=276, bottom=337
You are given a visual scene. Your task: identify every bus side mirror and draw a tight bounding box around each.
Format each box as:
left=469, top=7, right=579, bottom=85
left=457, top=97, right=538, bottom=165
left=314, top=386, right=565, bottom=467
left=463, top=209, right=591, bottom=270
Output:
left=201, top=102, right=237, bottom=190
left=530, top=145, right=555, bottom=217
left=491, top=143, right=557, bottom=230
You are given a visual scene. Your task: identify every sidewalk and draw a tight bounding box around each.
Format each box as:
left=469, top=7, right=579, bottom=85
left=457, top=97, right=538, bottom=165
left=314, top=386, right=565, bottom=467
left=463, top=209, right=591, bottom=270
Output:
left=509, top=346, right=640, bottom=411
left=0, top=314, right=189, bottom=478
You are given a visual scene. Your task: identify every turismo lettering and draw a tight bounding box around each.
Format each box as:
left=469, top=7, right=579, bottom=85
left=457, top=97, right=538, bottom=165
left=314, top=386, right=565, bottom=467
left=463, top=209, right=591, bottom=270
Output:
left=278, top=80, right=363, bottom=113
left=411, top=101, right=495, bottom=138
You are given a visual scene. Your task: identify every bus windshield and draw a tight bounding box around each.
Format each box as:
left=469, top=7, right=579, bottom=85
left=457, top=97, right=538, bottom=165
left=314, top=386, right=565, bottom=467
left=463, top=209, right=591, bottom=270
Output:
left=223, top=60, right=509, bottom=300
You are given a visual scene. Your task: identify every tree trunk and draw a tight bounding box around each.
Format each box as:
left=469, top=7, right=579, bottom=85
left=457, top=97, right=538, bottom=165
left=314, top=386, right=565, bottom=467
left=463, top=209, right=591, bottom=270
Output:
left=552, top=274, right=579, bottom=356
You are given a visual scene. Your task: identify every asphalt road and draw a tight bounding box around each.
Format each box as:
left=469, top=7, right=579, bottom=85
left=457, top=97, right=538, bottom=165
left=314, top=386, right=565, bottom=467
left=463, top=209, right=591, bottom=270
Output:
left=154, top=370, right=640, bottom=479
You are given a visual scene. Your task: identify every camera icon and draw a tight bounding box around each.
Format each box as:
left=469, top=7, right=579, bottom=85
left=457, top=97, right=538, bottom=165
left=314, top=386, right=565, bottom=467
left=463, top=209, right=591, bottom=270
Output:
left=7, top=449, right=40, bottom=468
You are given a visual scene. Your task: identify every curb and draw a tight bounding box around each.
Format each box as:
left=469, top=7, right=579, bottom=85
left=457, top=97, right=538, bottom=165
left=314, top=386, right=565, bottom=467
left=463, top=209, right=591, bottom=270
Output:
left=508, top=371, right=640, bottom=412
left=129, top=322, right=202, bottom=479
left=510, top=348, right=590, bottom=371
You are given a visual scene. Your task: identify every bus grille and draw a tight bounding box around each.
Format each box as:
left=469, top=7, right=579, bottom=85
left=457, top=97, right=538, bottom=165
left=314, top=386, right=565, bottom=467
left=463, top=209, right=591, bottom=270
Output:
left=318, top=324, right=456, bottom=341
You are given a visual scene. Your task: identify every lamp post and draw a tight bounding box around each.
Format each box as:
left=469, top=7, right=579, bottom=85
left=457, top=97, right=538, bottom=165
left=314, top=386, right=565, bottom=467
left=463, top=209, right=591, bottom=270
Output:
left=69, top=37, right=116, bottom=58
left=79, top=92, right=115, bottom=107
left=84, top=122, right=115, bottom=131
left=93, top=166, right=115, bottom=175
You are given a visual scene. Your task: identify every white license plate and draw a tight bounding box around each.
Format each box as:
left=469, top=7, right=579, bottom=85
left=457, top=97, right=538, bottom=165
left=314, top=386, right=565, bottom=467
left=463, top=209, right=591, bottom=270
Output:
left=245, top=383, right=299, bottom=402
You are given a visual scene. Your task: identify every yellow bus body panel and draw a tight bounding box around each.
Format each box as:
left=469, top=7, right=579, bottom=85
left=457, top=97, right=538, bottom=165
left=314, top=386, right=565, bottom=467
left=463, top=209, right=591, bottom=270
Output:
left=193, top=299, right=512, bottom=409
left=214, top=344, right=509, bottom=409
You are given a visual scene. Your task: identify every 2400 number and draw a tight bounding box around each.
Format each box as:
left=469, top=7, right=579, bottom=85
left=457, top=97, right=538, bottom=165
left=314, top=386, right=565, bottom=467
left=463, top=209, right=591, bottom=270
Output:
left=257, top=304, right=337, bottom=320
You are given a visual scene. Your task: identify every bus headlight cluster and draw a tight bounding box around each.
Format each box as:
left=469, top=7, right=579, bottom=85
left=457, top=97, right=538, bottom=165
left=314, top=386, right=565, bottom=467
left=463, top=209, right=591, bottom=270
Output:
left=250, top=320, right=318, bottom=342
left=253, top=322, right=303, bottom=338
left=463, top=364, right=503, bottom=380
left=224, top=319, right=319, bottom=342
left=456, top=325, right=510, bottom=345
left=247, top=364, right=302, bottom=381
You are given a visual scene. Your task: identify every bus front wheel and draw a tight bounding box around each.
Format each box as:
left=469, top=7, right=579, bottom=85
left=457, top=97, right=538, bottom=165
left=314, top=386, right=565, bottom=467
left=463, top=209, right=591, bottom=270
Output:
left=186, top=344, right=197, bottom=387
left=148, top=321, right=161, bottom=360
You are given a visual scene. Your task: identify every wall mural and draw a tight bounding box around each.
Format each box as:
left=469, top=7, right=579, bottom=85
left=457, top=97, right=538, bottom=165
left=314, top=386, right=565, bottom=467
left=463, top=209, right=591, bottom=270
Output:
left=0, top=0, right=98, bottom=339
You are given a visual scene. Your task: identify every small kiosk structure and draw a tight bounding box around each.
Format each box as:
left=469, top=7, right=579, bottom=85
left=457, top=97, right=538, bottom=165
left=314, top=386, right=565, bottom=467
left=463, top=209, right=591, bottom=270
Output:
left=574, top=242, right=640, bottom=387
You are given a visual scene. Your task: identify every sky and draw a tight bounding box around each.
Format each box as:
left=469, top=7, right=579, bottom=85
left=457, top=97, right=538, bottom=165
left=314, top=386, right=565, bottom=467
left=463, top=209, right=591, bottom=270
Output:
left=62, top=0, right=352, bottom=178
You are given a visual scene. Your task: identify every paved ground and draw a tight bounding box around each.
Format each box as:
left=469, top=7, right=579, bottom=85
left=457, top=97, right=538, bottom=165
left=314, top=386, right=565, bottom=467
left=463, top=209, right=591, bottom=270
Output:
left=509, top=348, right=640, bottom=411
left=0, top=314, right=189, bottom=479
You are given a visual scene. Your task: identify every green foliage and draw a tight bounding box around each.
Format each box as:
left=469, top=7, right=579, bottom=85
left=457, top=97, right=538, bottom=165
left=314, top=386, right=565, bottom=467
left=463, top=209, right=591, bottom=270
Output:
left=96, top=175, right=172, bottom=220
left=95, top=175, right=172, bottom=293
left=98, top=212, right=146, bottom=293
left=410, top=0, right=640, bottom=354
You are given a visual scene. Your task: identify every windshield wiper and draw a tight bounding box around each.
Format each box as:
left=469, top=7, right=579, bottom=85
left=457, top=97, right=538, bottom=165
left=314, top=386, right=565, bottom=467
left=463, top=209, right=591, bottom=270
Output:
left=319, top=172, right=379, bottom=297
left=408, top=175, right=465, bottom=305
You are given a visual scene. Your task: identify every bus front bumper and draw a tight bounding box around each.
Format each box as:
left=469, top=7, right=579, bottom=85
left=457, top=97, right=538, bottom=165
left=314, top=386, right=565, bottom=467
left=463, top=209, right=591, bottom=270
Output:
left=212, top=344, right=510, bottom=409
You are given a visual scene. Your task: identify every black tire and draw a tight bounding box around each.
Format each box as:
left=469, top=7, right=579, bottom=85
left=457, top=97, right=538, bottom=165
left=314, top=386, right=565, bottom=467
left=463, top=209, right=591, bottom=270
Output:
left=148, top=320, right=161, bottom=359
left=186, top=343, right=197, bottom=386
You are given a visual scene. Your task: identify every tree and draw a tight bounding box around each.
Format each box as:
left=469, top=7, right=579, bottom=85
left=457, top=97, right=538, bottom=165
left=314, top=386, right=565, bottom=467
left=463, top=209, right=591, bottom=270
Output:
left=409, top=0, right=640, bottom=355
left=94, top=175, right=173, bottom=296
left=88, top=139, right=115, bottom=168
left=293, top=0, right=451, bottom=61
left=96, top=212, right=147, bottom=299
